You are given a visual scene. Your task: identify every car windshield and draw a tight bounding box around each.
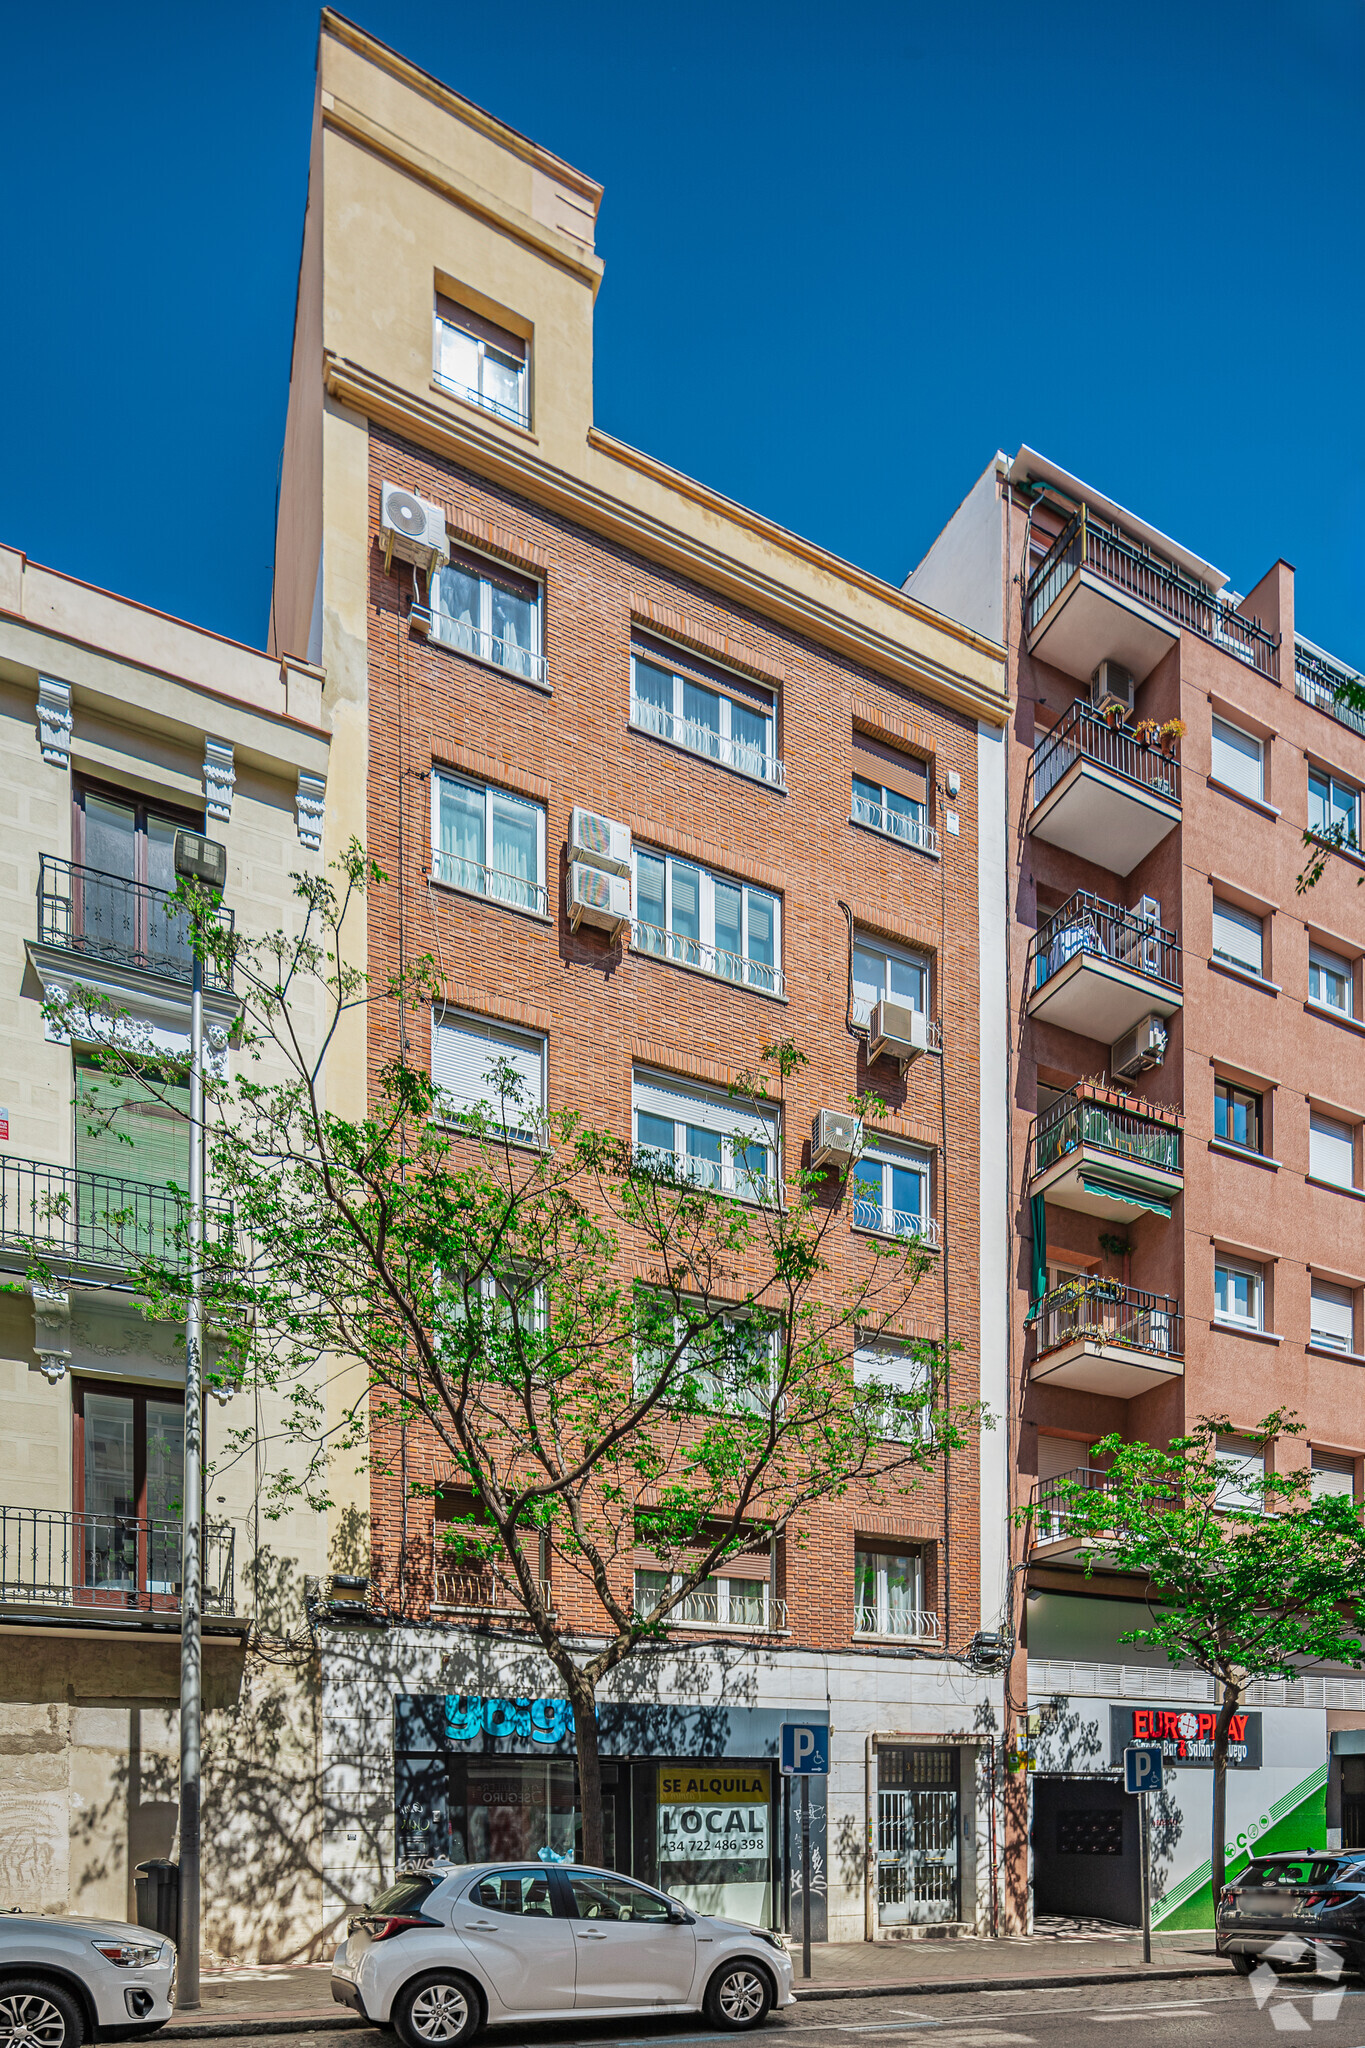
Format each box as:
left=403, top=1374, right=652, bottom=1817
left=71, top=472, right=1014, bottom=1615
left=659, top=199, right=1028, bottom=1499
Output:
left=1241, top=1858, right=1340, bottom=1888
left=363, top=1876, right=438, bottom=1915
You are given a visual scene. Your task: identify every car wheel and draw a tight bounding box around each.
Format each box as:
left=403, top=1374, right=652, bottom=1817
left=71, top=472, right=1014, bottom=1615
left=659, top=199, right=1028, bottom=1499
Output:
left=704, top=1961, right=773, bottom=2031
left=1228, top=1951, right=1256, bottom=1976
left=391, top=1974, right=480, bottom=2048
left=0, top=1979, right=85, bottom=2048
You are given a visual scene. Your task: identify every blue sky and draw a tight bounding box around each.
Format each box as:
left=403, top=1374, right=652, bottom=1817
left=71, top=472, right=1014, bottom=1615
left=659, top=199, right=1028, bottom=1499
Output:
left=3, top=0, right=1361, bottom=664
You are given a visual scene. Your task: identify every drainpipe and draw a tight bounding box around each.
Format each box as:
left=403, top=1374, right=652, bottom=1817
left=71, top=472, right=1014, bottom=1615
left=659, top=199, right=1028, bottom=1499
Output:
left=865, top=1734, right=876, bottom=1941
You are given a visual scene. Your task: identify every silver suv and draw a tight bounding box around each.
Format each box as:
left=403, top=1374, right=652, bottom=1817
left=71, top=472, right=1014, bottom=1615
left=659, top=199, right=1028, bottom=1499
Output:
left=0, top=1917, right=176, bottom=2048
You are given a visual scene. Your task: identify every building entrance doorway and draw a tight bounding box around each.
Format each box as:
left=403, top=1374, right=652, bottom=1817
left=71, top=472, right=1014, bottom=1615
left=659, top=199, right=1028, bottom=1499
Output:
left=877, top=1746, right=959, bottom=1925
left=1032, top=1776, right=1140, bottom=1923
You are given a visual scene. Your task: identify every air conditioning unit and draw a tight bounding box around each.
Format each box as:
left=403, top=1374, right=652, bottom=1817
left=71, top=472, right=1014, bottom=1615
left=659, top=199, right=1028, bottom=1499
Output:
left=1111, top=1013, right=1169, bottom=1080
left=869, top=998, right=930, bottom=1064
left=1090, top=660, right=1135, bottom=718
left=569, top=807, right=632, bottom=877
left=811, top=1107, right=862, bottom=1169
left=567, top=861, right=630, bottom=936
left=380, top=482, right=450, bottom=573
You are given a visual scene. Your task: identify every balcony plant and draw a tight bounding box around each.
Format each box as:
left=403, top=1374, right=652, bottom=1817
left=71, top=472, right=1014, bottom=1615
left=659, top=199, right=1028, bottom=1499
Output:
left=1157, top=717, right=1187, bottom=757
left=1101, top=700, right=1129, bottom=730
left=1133, top=719, right=1160, bottom=749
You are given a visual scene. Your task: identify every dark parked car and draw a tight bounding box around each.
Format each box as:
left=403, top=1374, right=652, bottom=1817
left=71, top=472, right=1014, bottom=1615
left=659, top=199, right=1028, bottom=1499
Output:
left=1217, top=1851, right=1365, bottom=1974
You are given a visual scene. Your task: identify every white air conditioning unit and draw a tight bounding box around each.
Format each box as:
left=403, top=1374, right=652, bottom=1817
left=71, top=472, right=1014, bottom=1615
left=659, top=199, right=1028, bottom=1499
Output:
left=811, top=1108, right=862, bottom=1169
left=869, top=998, right=930, bottom=1064
left=380, top=482, right=450, bottom=573
left=569, top=807, right=632, bottom=877
left=567, top=861, right=630, bottom=936
left=1111, top=1014, right=1169, bottom=1080
left=1090, top=660, right=1135, bottom=718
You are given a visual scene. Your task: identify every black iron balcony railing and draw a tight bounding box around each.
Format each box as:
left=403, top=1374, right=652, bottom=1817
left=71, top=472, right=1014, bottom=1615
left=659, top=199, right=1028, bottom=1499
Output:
left=1027, top=505, right=1279, bottom=680
left=1030, top=1279, right=1184, bottom=1361
left=1030, top=702, right=1182, bottom=811
left=1031, top=1086, right=1183, bottom=1180
left=0, top=1505, right=236, bottom=1615
left=1031, top=1466, right=1121, bottom=1546
left=1028, top=891, right=1182, bottom=997
left=0, top=1155, right=228, bottom=1276
left=1295, top=644, right=1365, bottom=741
left=38, top=856, right=234, bottom=992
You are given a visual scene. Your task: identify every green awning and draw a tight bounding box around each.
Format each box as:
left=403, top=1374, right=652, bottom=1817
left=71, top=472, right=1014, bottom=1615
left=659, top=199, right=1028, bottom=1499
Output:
left=1079, top=1173, right=1173, bottom=1219
left=1029, top=1192, right=1047, bottom=1304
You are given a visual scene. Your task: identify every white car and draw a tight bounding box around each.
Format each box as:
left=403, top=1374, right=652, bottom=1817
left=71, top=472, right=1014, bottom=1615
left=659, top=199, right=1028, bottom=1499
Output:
left=331, top=1862, right=793, bottom=2042
left=0, top=1917, right=176, bottom=2048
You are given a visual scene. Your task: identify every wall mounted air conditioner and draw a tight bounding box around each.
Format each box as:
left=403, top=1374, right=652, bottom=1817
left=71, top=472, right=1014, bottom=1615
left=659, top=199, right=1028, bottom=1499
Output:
left=1090, top=660, right=1135, bottom=718
left=567, top=862, right=630, bottom=936
left=811, top=1108, right=862, bottom=1169
left=869, top=998, right=930, bottom=1065
left=380, top=482, right=450, bottom=573
left=1111, top=1014, right=1169, bottom=1080
left=569, top=807, right=632, bottom=877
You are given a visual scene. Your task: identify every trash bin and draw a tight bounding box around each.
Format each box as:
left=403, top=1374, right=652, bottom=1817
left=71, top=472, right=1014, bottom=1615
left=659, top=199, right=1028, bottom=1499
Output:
left=134, top=1860, right=180, bottom=1940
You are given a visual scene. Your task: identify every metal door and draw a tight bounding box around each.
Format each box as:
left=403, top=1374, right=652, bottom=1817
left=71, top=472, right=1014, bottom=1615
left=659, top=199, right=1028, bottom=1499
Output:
left=877, top=1747, right=959, bottom=1925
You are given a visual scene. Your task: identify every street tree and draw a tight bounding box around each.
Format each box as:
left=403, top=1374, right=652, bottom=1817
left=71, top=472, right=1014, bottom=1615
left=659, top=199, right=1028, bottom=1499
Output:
left=1029, top=1415, right=1365, bottom=1905
left=55, top=850, right=976, bottom=1865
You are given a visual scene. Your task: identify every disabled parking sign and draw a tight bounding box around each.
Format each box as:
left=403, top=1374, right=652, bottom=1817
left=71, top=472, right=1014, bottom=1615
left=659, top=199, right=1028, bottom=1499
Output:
left=1124, top=1743, right=1165, bottom=1794
left=780, top=1722, right=828, bottom=1775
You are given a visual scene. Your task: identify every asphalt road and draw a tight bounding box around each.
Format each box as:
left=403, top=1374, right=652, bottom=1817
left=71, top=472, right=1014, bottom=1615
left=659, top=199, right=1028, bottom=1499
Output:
left=170, top=1975, right=1365, bottom=2048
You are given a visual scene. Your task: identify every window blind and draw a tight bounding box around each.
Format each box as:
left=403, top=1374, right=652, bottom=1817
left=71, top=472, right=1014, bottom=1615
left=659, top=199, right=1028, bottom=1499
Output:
left=632, top=1069, right=776, bottom=1149
left=1211, top=717, right=1264, bottom=800
left=852, top=729, right=927, bottom=802
left=433, top=1012, right=545, bottom=1118
left=435, top=295, right=527, bottom=360
left=1212, top=898, right=1263, bottom=974
left=1310, top=1111, right=1355, bottom=1188
left=1311, top=1280, right=1354, bottom=1350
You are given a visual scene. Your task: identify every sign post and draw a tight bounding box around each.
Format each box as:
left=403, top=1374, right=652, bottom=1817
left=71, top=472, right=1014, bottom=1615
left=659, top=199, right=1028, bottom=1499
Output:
left=1123, top=1743, right=1164, bottom=1964
left=780, top=1723, right=829, bottom=1982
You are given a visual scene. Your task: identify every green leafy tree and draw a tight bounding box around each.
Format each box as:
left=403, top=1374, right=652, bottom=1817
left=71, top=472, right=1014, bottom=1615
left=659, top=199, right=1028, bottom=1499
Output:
left=1027, top=1415, right=1365, bottom=1904
left=52, top=851, right=976, bottom=1866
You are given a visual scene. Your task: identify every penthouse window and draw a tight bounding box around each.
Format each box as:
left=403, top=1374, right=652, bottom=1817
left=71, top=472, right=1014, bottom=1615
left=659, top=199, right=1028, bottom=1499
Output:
left=632, top=846, right=782, bottom=996
left=431, top=771, right=547, bottom=917
left=433, top=293, right=529, bottom=428
left=431, top=546, right=544, bottom=686
left=851, top=730, right=936, bottom=854
left=631, top=1069, right=778, bottom=1202
left=629, top=638, right=783, bottom=788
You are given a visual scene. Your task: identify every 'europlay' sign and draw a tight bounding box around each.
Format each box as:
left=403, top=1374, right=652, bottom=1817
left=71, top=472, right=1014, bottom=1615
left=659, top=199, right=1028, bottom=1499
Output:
left=1110, top=1704, right=1262, bottom=1769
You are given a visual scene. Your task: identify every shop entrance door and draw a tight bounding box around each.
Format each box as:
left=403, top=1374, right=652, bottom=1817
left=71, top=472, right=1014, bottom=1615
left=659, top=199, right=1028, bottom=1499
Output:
left=877, top=1747, right=959, bottom=1926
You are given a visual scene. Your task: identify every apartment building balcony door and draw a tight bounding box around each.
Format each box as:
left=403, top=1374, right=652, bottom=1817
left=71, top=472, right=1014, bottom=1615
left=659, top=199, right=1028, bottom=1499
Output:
left=877, top=1746, right=960, bottom=1926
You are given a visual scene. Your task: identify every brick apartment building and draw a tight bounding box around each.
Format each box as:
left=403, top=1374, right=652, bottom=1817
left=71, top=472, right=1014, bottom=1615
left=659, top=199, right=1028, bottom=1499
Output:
left=269, top=14, right=1012, bottom=1940
left=909, top=447, right=1365, bottom=1931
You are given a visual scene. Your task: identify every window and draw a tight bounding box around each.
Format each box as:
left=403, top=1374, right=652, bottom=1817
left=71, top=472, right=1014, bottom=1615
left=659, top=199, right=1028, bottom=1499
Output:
left=567, top=1873, right=672, bottom=1923
left=854, top=1340, right=932, bottom=1441
left=433, top=295, right=529, bottom=428
left=1212, top=897, right=1264, bottom=976
left=1214, top=1434, right=1265, bottom=1514
left=468, top=1872, right=556, bottom=1916
left=634, top=1566, right=773, bottom=1630
left=1312, top=1452, right=1356, bottom=1500
left=1310, top=943, right=1354, bottom=1017
left=1309, top=768, right=1359, bottom=848
left=432, top=1011, right=546, bottom=1143
left=73, top=1380, right=185, bottom=1599
left=1215, top=1256, right=1264, bottom=1330
left=851, top=732, right=934, bottom=853
left=634, top=1299, right=776, bottom=1416
left=852, top=1139, right=934, bottom=1244
left=629, top=640, right=782, bottom=787
left=430, top=547, right=544, bottom=684
left=632, top=848, right=782, bottom=996
left=1310, top=1110, right=1357, bottom=1190
left=1311, top=1279, right=1356, bottom=1353
left=71, top=781, right=205, bottom=980
left=431, top=772, right=547, bottom=914
left=854, top=1546, right=928, bottom=1638
left=74, top=1057, right=191, bottom=1261
left=632, top=1070, right=777, bottom=1200
left=852, top=936, right=930, bottom=1029
left=1211, top=716, right=1265, bottom=801
left=1214, top=1078, right=1262, bottom=1152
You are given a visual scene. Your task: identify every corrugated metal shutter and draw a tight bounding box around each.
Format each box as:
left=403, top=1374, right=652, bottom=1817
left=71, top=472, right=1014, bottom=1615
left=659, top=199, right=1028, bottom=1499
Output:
left=433, top=1012, right=545, bottom=1117
left=631, top=1069, right=776, bottom=1148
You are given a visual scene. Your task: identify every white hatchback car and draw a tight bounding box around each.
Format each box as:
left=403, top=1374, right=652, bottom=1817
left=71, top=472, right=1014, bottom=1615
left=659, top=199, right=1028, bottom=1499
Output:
left=0, top=1916, right=176, bottom=2048
left=331, top=1863, right=793, bottom=2043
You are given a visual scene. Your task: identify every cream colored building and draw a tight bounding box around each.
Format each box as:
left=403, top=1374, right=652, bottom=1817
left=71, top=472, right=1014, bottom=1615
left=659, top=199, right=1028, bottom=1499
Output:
left=0, top=544, right=344, bottom=1960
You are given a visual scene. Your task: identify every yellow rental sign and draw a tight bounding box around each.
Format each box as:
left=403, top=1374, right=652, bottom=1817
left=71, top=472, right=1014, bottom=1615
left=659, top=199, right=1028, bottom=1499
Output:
left=658, top=1767, right=769, bottom=1803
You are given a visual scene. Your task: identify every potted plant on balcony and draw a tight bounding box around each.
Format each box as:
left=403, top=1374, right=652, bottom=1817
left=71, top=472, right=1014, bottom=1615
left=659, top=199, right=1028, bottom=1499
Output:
left=1133, top=719, right=1159, bottom=749
left=1157, top=717, right=1187, bottom=757
left=1101, top=700, right=1128, bottom=731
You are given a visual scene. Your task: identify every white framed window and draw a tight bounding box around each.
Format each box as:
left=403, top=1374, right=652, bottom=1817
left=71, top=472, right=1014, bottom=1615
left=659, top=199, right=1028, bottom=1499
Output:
left=431, top=771, right=547, bottom=915
left=1212, top=897, right=1265, bottom=976
left=1211, top=716, right=1265, bottom=801
left=854, top=1546, right=932, bottom=1639
left=852, top=935, right=930, bottom=1028
left=632, top=848, right=782, bottom=996
left=854, top=1340, right=932, bottom=1442
left=1215, top=1256, right=1264, bottom=1330
left=634, top=1565, right=775, bottom=1630
left=1311, top=1279, right=1355, bottom=1354
left=431, top=546, right=545, bottom=685
left=433, top=295, right=529, bottom=428
left=1310, top=1110, right=1356, bottom=1190
left=1215, top=1434, right=1265, bottom=1514
left=1310, top=943, right=1354, bottom=1017
left=1312, top=1452, right=1356, bottom=1500
left=635, top=1301, right=777, bottom=1417
left=851, top=731, right=935, bottom=854
left=629, top=640, right=783, bottom=787
left=432, top=1010, right=546, bottom=1143
left=631, top=1069, right=778, bottom=1201
left=1309, top=767, right=1359, bottom=847
left=852, top=1138, right=934, bottom=1245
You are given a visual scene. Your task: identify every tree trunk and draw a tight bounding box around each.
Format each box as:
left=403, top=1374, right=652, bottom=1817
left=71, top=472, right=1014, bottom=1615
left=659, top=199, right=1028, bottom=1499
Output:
left=1210, top=1681, right=1242, bottom=1906
left=568, top=1676, right=605, bottom=1867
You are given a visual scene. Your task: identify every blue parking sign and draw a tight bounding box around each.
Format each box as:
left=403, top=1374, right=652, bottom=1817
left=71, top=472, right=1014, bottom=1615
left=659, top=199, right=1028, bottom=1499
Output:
left=780, top=1722, right=829, bottom=1775
left=1124, top=1744, right=1164, bottom=1794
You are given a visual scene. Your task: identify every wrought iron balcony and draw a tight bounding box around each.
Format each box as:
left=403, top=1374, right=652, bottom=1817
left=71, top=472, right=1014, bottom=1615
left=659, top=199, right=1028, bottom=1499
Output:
left=1028, top=703, right=1181, bottom=876
left=851, top=791, right=940, bottom=856
left=430, top=848, right=549, bottom=917
left=1030, top=1085, right=1183, bottom=1221
left=431, top=1561, right=553, bottom=1615
left=635, top=1584, right=787, bottom=1631
left=1027, top=890, right=1181, bottom=1043
left=38, top=856, right=233, bottom=992
left=1295, top=643, right=1365, bottom=741
left=1029, top=1278, right=1184, bottom=1400
left=632, top=919, right=785, bottom=999
left=851, top=1198, right=941, bottom=1248
left=854, top=1603, right=940, bottom=1641
left=629, top=690, right=787, bottom=790
left=0, top=1505, right=235, bottom=1616
left=0, top=1155, right=228, bottom=1280
left=1030, top=1466, right=1120, bottom=1551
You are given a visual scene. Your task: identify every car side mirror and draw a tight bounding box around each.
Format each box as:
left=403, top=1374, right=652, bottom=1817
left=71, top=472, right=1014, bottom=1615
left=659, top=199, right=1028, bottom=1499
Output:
left=667, top=1905, right=691, bottom=1924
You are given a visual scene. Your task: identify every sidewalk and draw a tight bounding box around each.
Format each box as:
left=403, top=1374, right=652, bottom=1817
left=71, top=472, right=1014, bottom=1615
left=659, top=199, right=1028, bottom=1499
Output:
left=164, top=1927, right=1231, bottom=2037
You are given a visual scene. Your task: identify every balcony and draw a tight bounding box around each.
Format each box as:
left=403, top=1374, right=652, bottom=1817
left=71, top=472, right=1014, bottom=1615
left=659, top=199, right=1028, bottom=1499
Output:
left=851, top=1197, right=941, bottom=1248
left=431, top=1562, right=553, bottom=1617
left=1295, top=642, right=1365, bottom=741
left=635, top=1584, right=787, bottom=1631
left=38, top=857, right=234, bottom=993
left=854, top=1603, right=940, bottom=1642
left=629, top=689, right=787, bottom=791
left=1030, top=1085, right=1183, bottom=1222
left=0, top=1156, right=228, bottom=1282
left=1026, top=504, right=1278, bottom=684
left=430, top=848, right=549, bottom=918
left=0, top=1506, right=236, bottom=1618
left=1027, top=891, right=1181, bottom=1043
left=631, top=919, right=786, bottom=999
left=1029, top=1279, right=1184, bottom=1399
left=1030, top=1467, right=1119, bottom=1558
left=851, top=790, right=940, bottom=857
left=1028, top=704, right=1180, bottom=876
